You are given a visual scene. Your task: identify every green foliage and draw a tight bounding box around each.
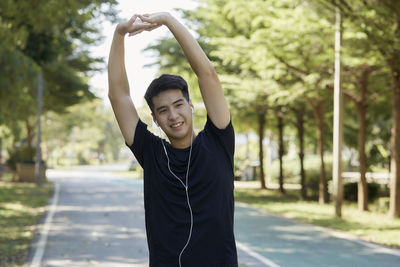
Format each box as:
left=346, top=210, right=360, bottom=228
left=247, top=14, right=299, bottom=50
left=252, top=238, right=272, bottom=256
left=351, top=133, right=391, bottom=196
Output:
left=366, top=101, right=392, bottom=169
left=0, top=0, right=118, bottom=139
left=144, top=26, right=211, bottom=105
left=0, top=46, right=39, bottom=127
left=144, top=0, right=395, bottom=203
left=145, top=0, right=336, bottom=130
left=42, top=99, right=124, bottom=166
left=268, top=154, right=333, bottom=198
left=343, top=182, right=381, bottom=202
left=6, top=146, right=36, bottom=171
left=324, top=0, right=400, bottom=68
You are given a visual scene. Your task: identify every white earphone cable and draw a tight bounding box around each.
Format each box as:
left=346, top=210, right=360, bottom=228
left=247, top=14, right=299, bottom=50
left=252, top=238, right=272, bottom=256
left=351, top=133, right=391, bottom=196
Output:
left=158, top=112, right=194, bottom=267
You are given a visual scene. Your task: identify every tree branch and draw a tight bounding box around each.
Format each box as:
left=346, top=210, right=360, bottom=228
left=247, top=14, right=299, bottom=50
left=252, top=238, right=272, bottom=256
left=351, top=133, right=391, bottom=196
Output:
left=325, top=83, right=358, bottom=103
left=322, top=0, right=352, bottom=15
left=272, top=52, right=310, bottom=76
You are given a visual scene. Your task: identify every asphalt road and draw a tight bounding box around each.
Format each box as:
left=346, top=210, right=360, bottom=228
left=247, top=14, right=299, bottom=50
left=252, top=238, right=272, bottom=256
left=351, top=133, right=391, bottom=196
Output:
left=26, top=164, right=400, bottom=267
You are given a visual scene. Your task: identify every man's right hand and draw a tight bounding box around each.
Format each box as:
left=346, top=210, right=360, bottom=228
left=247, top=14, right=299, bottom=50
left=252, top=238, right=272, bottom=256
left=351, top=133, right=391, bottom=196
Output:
left=116, top=14, right=161, bottom=37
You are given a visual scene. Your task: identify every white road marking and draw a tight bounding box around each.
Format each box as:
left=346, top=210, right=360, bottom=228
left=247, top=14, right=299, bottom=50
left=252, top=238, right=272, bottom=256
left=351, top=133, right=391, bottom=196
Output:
left=30, top=183, right=60, bottom=267
left=236, top=241, right=281, bottom=267
left=236, top=202, right=400, bottom=258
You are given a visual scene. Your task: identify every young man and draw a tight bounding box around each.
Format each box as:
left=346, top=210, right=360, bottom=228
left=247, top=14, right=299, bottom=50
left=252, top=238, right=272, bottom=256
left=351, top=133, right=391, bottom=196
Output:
left=108, top=12, right=238, bottom=267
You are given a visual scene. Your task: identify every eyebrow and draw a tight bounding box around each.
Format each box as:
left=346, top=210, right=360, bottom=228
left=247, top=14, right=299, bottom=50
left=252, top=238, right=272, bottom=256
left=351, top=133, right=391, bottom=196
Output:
left=155, top=98, right=185, bottom=112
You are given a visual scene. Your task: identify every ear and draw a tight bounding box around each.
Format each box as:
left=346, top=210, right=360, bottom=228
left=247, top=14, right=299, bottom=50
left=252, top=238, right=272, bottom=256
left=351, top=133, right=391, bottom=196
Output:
left=189, top=100, right=194, bottom=111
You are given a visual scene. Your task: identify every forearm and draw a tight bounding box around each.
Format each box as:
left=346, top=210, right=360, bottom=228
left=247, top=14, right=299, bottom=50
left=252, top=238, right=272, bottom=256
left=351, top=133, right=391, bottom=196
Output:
left=165, top=16, right=215, bottom=77
left=108, top=30, right=130, bottom=99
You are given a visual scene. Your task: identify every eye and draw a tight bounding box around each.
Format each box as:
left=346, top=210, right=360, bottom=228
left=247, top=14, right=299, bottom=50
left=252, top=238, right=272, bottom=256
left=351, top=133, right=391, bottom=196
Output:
left=159, top=109, right=166, bottom=114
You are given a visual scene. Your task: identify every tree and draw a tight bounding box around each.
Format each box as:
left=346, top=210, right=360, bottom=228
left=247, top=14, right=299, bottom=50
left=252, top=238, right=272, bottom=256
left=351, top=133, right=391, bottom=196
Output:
left=158, top=0, right=334, bottom=196
left=255, top=1, right=335, bottom=203
left=290, top=100, right=308, bottom=199
left=42, top=99, right=124, bottom=166
left=319, top=2, right=391, bottom=211
left=340, top=63, right=388, bottom=211
left=145, top=2, right=276, bottom=188
left=145, top=0, right=395, bottom=206
left=275, top=105, right=286, bottom=193
left=0, top=0, right=118, bottom=150
left=323, top=0, right=400, bottom=217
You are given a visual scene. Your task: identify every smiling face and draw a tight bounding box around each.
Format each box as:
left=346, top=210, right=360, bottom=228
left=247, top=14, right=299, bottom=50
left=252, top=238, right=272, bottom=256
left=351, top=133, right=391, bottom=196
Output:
left=151, top=88, right=194, bottom=148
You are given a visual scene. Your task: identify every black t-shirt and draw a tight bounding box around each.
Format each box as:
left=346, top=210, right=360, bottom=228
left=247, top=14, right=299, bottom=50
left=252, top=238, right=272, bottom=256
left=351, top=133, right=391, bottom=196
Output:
left=127, top=116, right=238, bottom=267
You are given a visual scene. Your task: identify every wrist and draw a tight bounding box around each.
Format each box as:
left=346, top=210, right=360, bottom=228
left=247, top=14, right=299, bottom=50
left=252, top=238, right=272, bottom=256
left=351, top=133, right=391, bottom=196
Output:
left=162, top=12, right=174, bottom=26
left=115, top=25, right=127, bottom=37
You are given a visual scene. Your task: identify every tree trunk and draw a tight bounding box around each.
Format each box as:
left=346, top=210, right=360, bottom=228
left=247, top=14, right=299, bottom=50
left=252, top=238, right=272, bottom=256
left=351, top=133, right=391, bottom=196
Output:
left=278, top=111, right=285, bottom=193
left=0, top=137, right=2, bottom=164
left=356, top=66, right=369, bottom=211
left=258, top=110, right=267, bottom=190
left=311, top=99, right=328, bottom=204
left=390, top=71, right=400, bottom=217
left=356, top=103, right=368, bottom=211
left=296, top=106, right=307, bottom=199
left=25, top=119, right=34, bottom=148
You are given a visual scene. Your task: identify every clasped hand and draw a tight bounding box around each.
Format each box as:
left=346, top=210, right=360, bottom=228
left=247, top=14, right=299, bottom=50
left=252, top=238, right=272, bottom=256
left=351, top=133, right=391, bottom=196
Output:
left=116, top=13, right=171, bottom=37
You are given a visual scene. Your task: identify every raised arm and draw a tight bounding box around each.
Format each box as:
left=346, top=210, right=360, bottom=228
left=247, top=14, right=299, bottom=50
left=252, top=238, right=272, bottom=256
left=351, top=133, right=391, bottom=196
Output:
left=108, top=16, right=159, bottom=146
left=139, top=13, right=231, bottom=129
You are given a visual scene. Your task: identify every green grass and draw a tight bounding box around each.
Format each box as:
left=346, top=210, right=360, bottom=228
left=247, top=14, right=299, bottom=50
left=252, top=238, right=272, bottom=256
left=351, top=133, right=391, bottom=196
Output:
left=235, top=188, right=400, bottom=249
left=0, top=180, right=53, bottom=266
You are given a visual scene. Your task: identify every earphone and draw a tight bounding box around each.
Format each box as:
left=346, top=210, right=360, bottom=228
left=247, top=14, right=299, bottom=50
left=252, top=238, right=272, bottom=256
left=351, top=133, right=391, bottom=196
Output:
left=157, top=107, right=194, bottom=267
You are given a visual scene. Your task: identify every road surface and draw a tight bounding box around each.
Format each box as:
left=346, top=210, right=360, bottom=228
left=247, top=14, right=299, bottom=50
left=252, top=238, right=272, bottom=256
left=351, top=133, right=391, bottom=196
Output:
left=26, top=164, right=400, bottom=266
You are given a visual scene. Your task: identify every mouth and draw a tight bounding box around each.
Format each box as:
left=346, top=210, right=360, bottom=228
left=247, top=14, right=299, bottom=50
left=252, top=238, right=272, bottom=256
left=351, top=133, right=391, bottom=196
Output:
left=170, top=122, right=184, bottom=128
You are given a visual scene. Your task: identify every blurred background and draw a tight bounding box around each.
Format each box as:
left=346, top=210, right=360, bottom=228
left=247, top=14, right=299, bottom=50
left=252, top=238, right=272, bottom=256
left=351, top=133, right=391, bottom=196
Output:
left=0, top=0, right=399, bottom=214
left=1, top=1, right=400, bottom=265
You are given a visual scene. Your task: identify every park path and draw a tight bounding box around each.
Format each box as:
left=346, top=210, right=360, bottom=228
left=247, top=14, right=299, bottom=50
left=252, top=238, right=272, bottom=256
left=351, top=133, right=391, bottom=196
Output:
left=26, top=163, right=400, bottom=267
left=25, top=164, right=265, bottom=267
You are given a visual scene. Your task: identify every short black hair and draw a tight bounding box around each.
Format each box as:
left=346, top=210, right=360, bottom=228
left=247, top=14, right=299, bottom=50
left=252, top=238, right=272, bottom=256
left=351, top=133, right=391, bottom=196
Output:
left=144, top=74, right=190, bottom=112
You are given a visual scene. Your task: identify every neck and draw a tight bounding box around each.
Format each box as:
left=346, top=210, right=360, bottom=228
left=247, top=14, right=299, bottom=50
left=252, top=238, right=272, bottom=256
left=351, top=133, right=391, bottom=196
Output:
left=170, top=131, right=196, bottom=149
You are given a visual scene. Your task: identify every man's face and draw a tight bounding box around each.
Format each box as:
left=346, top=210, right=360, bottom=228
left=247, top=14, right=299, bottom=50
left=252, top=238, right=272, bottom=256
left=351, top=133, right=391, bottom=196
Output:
left=152, top=89, right=193, bottom=144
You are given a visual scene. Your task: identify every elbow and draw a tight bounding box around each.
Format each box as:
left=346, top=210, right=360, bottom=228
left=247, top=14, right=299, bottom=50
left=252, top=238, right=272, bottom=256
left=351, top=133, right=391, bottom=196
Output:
left=198, top=61, right=218, bottom=78
left=107, top=90, right=113, bottom=100
left=207, top=63, right=217, bottom=76
left=108, top=91, right=131, bottom=105
left=107, top=85, right=123, bottom=101
left=108, top=91, right=117, bottom=102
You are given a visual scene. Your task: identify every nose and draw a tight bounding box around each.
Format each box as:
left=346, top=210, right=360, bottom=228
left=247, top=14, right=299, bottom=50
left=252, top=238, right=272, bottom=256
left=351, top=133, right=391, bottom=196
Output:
left=168, top=108, right=179, bottom=121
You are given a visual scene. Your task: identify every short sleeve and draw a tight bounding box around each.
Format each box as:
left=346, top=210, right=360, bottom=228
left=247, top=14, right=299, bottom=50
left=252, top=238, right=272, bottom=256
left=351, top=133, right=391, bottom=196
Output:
left=204, top=115, right=235, bottom=161
left=126, top=119, right=156, bottom=167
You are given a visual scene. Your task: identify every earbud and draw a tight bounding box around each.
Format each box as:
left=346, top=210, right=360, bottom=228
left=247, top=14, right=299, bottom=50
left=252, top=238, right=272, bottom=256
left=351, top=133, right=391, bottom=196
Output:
left=155, top=121, right=159, bottom=127
left=191, top=107, right=194, bottom=114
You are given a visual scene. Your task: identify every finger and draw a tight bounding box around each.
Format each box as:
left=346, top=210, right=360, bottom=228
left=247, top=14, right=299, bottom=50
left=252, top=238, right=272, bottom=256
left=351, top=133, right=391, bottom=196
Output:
left=146, top=24, right=162, bottom=31
left=128, top=23, right=160, bottom=36
left=129, top=14, right=138, bottom=23
left=129, top=22, right=156, bottom=32
left=140, top=21, right=155, bottom=26
left=128, top=29, right=144, bottom=36
left=138, top=14, right=150, bottom=22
